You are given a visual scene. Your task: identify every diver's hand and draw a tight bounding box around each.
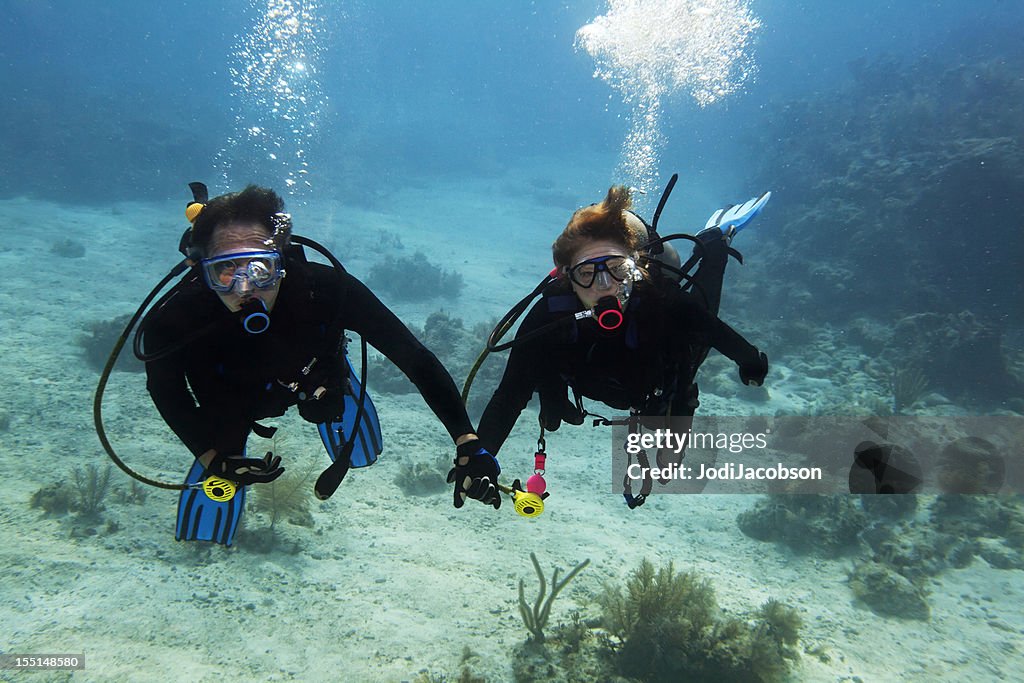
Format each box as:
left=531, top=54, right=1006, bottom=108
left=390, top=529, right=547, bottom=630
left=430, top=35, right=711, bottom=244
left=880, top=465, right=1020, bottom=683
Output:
left=208, top=452, right=284, bottom=485
left=297, top=393, right=343, bottom=424
left=446, top=440, right=501, bottom=510
left=738, top=351, right=769, bottom=387
left=540, top=396, right=585, bottom=431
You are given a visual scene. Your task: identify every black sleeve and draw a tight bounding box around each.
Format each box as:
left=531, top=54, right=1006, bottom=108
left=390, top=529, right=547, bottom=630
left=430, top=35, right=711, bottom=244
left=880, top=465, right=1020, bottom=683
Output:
left=339, top=272, right=474, bottom=441
left=143, top=297, right=228, bottom=458
left=674, top=290, right=763, bottom=366
left=476, top=301, right=549, bottom=455
left=145, top=357, right=212, bottom=458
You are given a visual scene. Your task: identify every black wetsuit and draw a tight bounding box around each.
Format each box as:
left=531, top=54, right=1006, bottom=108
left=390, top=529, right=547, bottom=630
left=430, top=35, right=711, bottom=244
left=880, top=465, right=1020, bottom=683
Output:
left=477, top=242, right=764, bottom=455
left=143, top=258, right=472, bottom=458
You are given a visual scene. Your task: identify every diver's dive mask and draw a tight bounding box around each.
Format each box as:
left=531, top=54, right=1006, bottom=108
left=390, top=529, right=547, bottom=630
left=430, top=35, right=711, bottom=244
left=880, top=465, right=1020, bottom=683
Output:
left=567, top=254, right=638, bottom=289
left=568, top=254, right=642, bottom=327
left=200, top=250, right=285, bottom=293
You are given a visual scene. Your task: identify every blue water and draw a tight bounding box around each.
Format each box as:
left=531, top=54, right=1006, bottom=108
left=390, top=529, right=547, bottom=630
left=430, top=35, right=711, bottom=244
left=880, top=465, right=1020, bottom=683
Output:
left=2, top=0, right=1012, bottom=200
left=2, top=1, right=1023, bottom=680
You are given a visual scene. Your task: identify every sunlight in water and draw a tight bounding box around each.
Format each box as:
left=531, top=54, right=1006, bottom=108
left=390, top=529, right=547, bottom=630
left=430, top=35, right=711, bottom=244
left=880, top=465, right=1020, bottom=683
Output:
left=218, top=0, right=327, bottom=195
left=576, top=0, right=761, bottom=199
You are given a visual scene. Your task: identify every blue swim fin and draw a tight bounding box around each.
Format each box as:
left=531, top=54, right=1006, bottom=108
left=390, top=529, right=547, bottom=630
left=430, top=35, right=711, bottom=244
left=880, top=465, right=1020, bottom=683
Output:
left=176, top=459, right=247, bottom=546
left=317, top=355, right=383, bottom=468
left=703, top=191, right=771, bottom=237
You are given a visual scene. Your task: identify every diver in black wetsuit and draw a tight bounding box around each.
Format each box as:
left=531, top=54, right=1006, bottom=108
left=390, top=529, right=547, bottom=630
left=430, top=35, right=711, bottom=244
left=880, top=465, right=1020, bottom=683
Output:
left=476, top=185, right=768, bottom=506
left=141, top=185, right=501, bottom=518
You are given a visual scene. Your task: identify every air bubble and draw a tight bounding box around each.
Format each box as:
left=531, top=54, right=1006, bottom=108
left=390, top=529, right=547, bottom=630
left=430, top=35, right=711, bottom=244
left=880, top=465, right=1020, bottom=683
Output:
left=216, top=0, right=326, bottom=196
left=576, top=0, right=761, bottom=200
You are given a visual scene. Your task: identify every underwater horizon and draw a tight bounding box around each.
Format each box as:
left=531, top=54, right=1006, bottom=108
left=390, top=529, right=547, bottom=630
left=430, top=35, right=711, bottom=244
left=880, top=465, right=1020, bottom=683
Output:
left=1, top=1, right=1023, bottom=680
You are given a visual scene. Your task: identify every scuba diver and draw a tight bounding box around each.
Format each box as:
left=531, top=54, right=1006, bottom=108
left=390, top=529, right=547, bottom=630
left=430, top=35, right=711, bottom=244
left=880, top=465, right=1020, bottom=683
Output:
left=473, top=181, right=769, bottom=508
left=105, top=184, right=500, bottom=545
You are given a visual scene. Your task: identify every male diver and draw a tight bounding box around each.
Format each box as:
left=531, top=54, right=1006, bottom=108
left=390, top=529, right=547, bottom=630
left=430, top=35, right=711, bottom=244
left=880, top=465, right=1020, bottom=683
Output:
left=132, top=184, right=500, bottom=544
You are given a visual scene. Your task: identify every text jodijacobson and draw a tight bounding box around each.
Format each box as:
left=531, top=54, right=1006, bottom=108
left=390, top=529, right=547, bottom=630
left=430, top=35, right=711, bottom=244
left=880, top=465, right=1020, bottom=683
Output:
left=626, top=461, right=823, bottom=482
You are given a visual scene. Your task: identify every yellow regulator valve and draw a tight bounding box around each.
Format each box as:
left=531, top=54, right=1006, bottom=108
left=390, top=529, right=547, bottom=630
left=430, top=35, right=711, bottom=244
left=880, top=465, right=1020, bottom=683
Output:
left=498, top=446, right=551, bottom=517
left=202, top=476, right=237, bottom=502
left=511, top=478, right=548, bottom=517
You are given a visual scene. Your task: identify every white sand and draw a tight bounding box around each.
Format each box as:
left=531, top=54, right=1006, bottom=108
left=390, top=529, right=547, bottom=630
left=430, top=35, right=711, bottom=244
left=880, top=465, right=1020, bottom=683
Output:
left=1, top=175, right=1021, bottom=682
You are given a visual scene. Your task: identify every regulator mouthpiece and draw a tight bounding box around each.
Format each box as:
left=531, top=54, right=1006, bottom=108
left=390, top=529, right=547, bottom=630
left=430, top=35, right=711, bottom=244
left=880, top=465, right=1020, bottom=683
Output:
left=594, top=296, right=624, bottom=330
left=240, top=299, right=270, bottom=334
left=499, top=476, right=550, bottom=518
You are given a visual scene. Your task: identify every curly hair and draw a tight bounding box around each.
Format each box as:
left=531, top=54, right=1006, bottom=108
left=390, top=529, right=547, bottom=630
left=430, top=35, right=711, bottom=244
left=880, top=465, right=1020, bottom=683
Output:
left=552, top=185, right=644, bottom=268
left=189, top=185, right=286, bottom=257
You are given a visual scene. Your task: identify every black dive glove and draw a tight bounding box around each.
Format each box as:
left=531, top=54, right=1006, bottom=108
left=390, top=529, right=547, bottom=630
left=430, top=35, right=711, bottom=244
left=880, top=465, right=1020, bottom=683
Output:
left=738, top=351, right=769, bottom=387
left=447, top=440, right=501, bottom=510
left=207, top=452, right=284, bottom=485
left=297, top=393, right=344, bottom=424
left=540, top=396, right=585, bottom=432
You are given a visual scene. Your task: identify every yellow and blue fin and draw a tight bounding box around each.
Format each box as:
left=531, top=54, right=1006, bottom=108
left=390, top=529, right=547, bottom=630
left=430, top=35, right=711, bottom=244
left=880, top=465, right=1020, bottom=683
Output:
left=176, top=458, right=247, bottom=546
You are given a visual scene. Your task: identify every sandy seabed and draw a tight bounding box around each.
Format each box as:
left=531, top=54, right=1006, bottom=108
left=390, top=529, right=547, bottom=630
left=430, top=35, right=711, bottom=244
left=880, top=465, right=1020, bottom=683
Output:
left=1, top=173, right=1021, bottom=682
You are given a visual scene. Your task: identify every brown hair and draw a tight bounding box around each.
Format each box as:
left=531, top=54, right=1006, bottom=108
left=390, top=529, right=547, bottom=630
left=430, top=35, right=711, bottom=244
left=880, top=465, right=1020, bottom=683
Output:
left=190, top=185, right=286, bottom=257
left=552, top=185, right=644, bottom=268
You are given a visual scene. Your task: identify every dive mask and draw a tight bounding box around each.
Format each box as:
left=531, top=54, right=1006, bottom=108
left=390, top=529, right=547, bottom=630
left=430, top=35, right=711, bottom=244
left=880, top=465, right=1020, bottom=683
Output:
left=201, top=250, right=285, bottom=293
left=568, top=254, right=639, bottom=289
